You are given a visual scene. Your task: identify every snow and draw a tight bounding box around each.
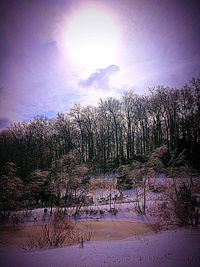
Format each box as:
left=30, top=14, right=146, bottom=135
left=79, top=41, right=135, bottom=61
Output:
left=1, top=175, right=200, bottom=266
left=1, top=227, right=200, bottom=267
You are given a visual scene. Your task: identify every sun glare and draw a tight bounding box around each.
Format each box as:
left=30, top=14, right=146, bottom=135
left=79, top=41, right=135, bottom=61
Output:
left=63, top=5, right=121, bottom=69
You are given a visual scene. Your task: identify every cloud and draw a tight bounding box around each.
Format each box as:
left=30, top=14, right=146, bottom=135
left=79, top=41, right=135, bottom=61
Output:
left=78, top=64, right=120, bottom=89
left=0, top=117, right=10, bottom=129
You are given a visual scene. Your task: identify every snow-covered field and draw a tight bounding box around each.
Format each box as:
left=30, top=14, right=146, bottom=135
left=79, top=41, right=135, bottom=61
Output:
left=1, top=227, right=200, bottom=267
left=1, top=175, right=200, bottom=267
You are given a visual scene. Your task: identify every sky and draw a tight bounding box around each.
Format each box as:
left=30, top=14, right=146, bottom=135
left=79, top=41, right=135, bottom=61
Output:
left=0, top=0, right=200, bottom=129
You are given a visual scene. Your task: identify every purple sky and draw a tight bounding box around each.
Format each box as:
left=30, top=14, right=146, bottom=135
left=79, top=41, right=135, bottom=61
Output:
left=0, top=0, right=200, bottom=129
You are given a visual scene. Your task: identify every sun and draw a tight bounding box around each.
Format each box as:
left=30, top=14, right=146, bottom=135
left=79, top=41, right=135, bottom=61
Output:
left=63, top=4, right=121, bottom=69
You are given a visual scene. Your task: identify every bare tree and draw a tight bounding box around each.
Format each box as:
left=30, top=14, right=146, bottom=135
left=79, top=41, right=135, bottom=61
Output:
left=0, top=162, right=23, bottom=221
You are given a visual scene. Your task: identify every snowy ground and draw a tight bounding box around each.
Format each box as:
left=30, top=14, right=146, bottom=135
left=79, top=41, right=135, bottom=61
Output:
left=1, top=175, right=200, bottom=267
left=1, top=227, right=200, bottom=267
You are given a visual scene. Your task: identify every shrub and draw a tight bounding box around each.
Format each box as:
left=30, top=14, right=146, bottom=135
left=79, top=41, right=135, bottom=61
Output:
left=132, top=154, right=148, bottom=163
left=23, top=209, right=76, bottom=249
left=152, top=180, right=200, bottom=227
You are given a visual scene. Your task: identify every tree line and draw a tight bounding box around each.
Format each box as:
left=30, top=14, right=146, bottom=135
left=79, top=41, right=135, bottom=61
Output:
left=0, top=78, right=199, bottom=178
left=0, top=77, right=199, bottom=220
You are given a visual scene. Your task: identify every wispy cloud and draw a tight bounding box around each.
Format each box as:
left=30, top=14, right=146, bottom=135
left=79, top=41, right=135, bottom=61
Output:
left=74, top=65, right=124, bottom=107
left=0, top=117, right=10, bottom=129
left=78, top=65, right=120, bottom=89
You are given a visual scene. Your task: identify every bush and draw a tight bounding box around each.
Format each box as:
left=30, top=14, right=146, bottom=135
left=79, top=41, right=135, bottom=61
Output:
left=116, top=165, right=133, bottom=189
left=132, top=154, right=148, bottom=163
left=153, top=180, right=200, bottom=227
left=174, top=185, right=193, bottom=226
left=23, top=209, right=76, bottom=249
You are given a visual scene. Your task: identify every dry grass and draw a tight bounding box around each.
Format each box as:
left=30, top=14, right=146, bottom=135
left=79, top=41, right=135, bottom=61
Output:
left=75, top=220, right=153, bottom=241
left=0, top=220, right=154, bottom=248
left=0, top=223, right=78, bottom=249
left=0, top=224, right=30, bottom=246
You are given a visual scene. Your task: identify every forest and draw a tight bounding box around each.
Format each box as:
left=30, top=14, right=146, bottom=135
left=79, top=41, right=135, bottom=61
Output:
left=0, top=78, right=200, bottom=217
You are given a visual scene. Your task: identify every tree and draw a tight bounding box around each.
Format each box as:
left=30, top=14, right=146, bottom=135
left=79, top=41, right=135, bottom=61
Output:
left=0, top=162, right=23, bottom=221
left=67, top=163, right=91, bottom=215
left=26, top=169, right=50, bottom=207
